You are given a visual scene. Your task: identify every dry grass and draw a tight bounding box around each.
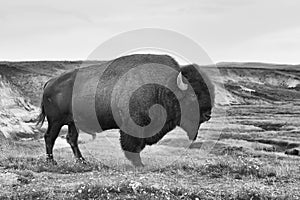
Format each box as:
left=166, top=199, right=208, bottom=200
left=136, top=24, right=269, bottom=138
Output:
left=0, top=139, right=299, bottom=199
left=1, top=105, right=300, bottom=199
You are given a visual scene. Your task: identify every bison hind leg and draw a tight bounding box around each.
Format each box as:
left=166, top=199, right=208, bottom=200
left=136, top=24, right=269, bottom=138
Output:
left=119, top=130, right=145, bottom=167
left=44, top=122, right=63, bottom=165
left=67, top=122, right=85, bottom=163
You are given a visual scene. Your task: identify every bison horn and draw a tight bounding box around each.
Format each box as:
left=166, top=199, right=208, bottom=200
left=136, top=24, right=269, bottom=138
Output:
left=177, top=72, right=188, bottom=90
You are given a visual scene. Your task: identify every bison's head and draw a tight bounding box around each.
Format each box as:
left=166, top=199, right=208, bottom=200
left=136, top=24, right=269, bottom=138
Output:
left=168, top=64, right=214, bottom=141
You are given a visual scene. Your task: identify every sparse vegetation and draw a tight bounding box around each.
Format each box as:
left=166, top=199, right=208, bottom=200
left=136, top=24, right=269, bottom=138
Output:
left=0, top=139, right=299, bottom=199
left=0, top=156, right=105, bottom=173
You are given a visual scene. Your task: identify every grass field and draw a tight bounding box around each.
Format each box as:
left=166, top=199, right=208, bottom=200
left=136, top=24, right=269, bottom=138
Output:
left=0, top=105, right=299, bottom=199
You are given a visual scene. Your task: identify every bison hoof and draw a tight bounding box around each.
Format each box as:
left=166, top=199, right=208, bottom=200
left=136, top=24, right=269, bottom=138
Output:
left=76, top=157, right=87, bottom=164
left=46, top=158, right=57, bottom=165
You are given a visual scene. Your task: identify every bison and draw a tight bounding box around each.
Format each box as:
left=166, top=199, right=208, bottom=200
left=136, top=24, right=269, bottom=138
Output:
left=37, top=54, right=214, bottom=166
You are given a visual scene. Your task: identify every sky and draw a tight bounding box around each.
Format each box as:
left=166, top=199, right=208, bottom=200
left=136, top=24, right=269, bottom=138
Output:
left=0, top=0, right=300, bottom=64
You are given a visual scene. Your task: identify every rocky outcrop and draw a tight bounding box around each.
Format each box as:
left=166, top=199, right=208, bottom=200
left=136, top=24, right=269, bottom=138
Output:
left=210, top=63, right=300, bottom=105
left=0, top=74, right=39, bottom=139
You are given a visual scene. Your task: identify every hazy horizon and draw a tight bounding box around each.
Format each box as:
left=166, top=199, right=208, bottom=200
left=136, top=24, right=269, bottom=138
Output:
left=1, top=0, right=300, bottom=64
left=1, top=58, right=299, bottom=67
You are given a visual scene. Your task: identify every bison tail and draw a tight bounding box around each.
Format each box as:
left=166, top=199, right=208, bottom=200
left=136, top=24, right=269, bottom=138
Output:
left=36, top=101, right=46, bottom=128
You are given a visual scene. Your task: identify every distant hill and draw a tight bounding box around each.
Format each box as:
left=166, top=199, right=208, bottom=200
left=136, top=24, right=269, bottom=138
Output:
left=0, top=60, right=103, bottom=106
left=0, top=60, right=299, bottom=139
left=196, top=62, right=300, bottom=105
left=216, top=62, right=300, bottom=71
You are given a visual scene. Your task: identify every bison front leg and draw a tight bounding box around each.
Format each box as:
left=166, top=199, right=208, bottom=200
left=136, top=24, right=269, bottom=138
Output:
left=67, top=122, right=85, bottom=163
left=44, top=122, right=63, bottom=165
left=119, top=130, right=145, bottom=167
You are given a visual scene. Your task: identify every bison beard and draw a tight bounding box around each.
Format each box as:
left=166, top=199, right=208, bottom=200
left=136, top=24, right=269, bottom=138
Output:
left=119, top=83, right=181, bottom=150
